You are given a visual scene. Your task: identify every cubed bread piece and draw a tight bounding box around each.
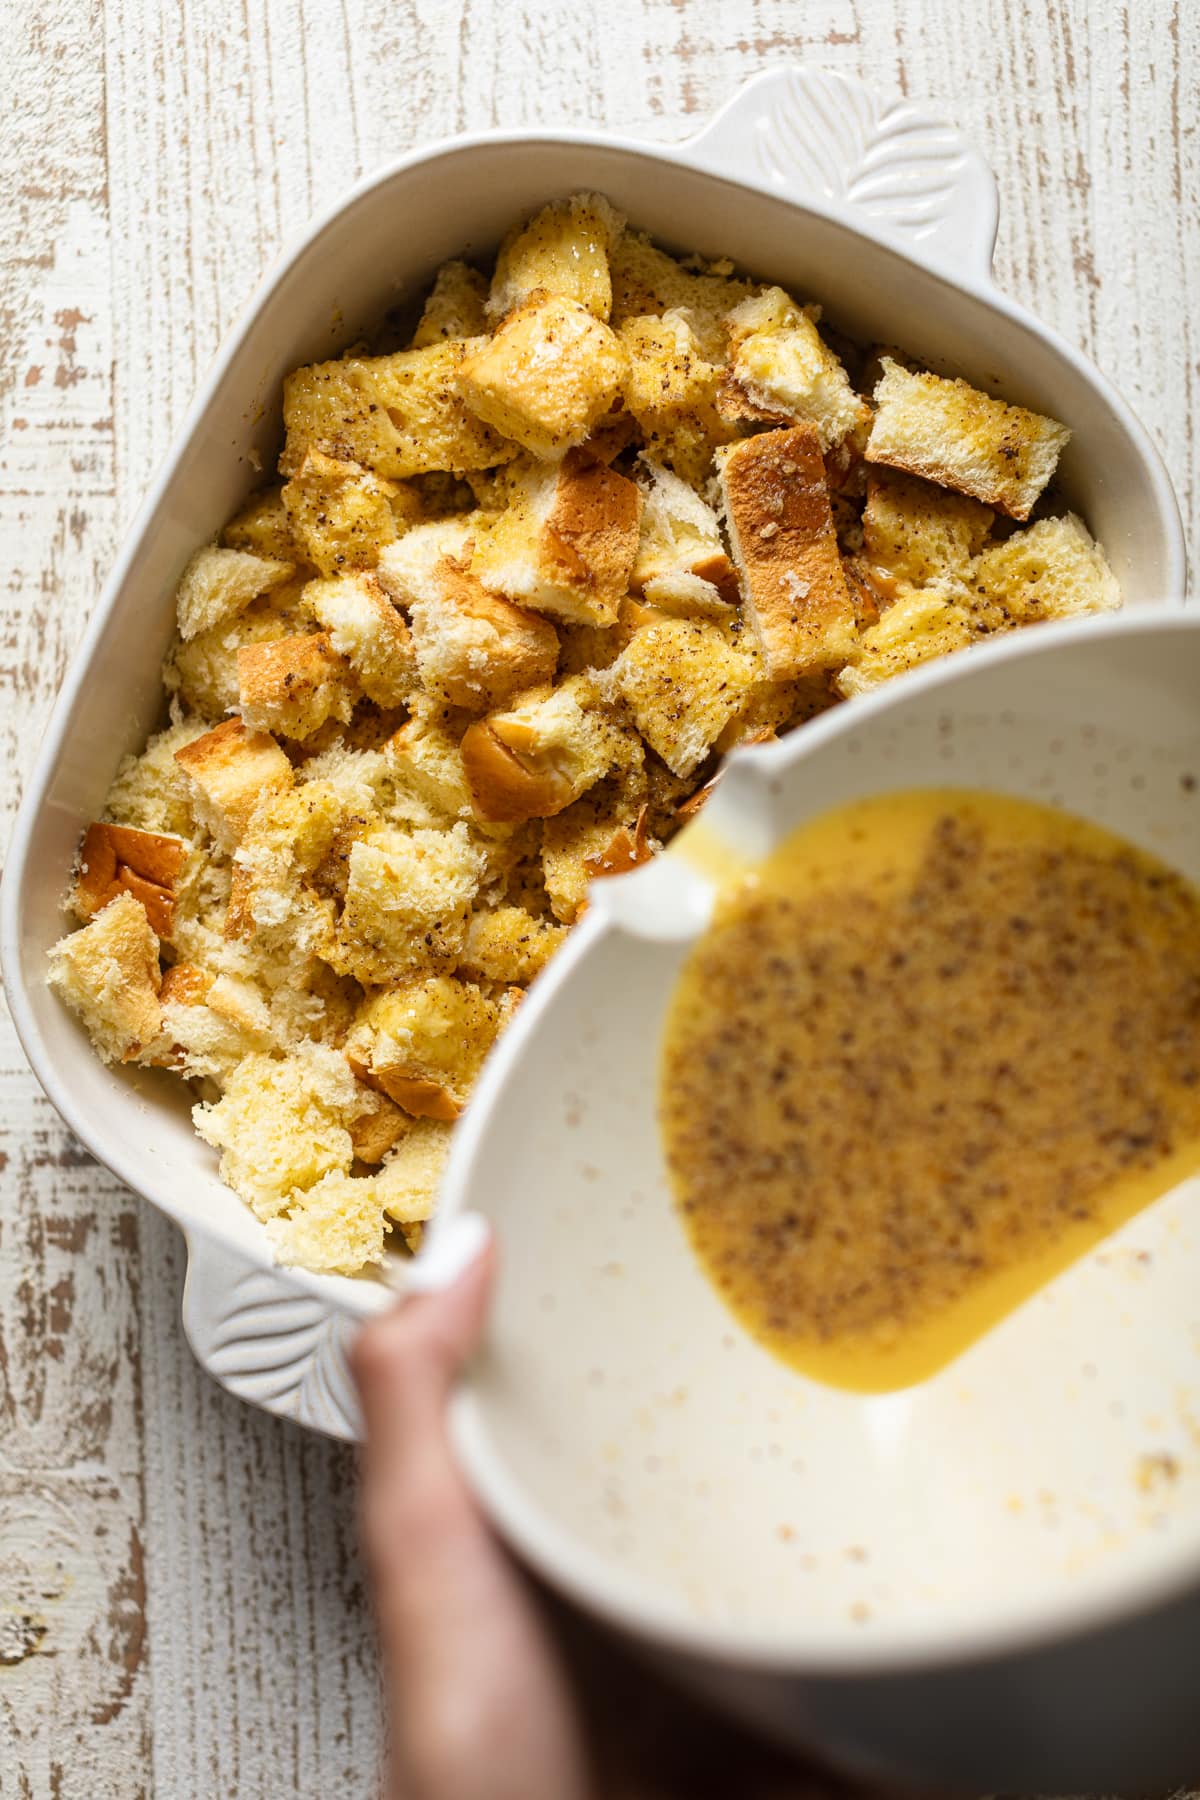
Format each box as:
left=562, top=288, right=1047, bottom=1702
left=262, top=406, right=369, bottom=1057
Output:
left=48, top=891, right=162, bottom=1063
left=334, top=822, right=485, bottom=985
left=237, top=632, right=355, bottom=741
left=411, top=260, right=489, bottom=347
left=472, top=454, right=642, bottom=628
left=835, top=588, right=979, bottom=698
left=174, top=717, right=294, bottom=850
left=724, top=288, right=866, bottom=452
left=349, top=975, right=500, bottom=1119
left=165, top=586, right=316, bottom=720
left=612, top=616, right=759, bottom=778
left=459, top=905, right=566, bottom=986
left=461, top=675, right=635, bottom=824
left=407, top=556, right=559, bottom=711
left=631, top=457, right=739, bottom=608
left=73, top=822, right=187, bottom=940
left=376, top=515, right=476, bottom=607
left=714, top=673, right=836, bottom=756
left=865, top=358, right=1071, bottom=520
left=221, top=486, right=305, bottom=563
left=716, top=426, right=857, bottom=678
left=971, top=513, right=1120, bottom=623
left=540, top=781, right=645, bottom=923
left=265, top=1170, right=390, bottom=1273
left=282, top=340, right=515, bottom=479
left=105, top=718, right=212, bottom=839
left=609, top=232, right=756, bottom=362
left=619, top=310, right=734, bottom=487
left=385, top=697, right=478, bottom=828
left=228, top=781, right=343, bottom=948
left=175, top=544, right=295, bottom=641
left=193, top=1050, right=358, bottom=1220
left=348, top=1099, right=411, bottom=1166
left=457, top=296, right=629, bottom=461
left=488, top=192, right=624, bottom=322
left=862, top=468, right=995, bottom=589
left=304, top=573, right=417, bottom=708
left=374, top=1119, right=451, bottom=1226
left=282, top=448, right=422, bottom=576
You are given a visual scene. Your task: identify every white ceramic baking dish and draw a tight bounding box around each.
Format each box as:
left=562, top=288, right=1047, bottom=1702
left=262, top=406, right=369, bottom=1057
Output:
left=2, top=70, right=1186, bottom=1436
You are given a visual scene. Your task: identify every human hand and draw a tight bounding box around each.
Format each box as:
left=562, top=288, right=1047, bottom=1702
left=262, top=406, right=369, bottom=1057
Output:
left=352, top=1216, right=881, bottom=1800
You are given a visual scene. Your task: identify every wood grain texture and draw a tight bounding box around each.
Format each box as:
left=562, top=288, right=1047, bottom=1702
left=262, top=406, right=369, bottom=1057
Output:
left=1, top=0, right=1196, bottom=1793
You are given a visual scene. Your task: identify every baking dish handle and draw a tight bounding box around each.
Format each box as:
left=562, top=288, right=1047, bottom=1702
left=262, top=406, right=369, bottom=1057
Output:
left=677, top=67, right=999, bottom=288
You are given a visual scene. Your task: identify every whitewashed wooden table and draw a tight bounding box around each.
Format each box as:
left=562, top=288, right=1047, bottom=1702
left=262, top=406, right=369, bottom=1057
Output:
left=2, top=1, right=1197, bottom=1793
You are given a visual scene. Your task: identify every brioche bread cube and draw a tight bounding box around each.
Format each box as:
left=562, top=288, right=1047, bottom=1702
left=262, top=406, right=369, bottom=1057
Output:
left=716, top=426, right=857, bottom=678
left=105, top=718, right=212, bottom=839
left=631, top=457, right=739, bottom=609
left=174, top=717, right=294, bottom=851
left=612, top=616, right=758, bottom=778
left=348, top=1099, right=411, bottom=1166
left=619, top=310, right=734, bottom=487
left=282, top=448, right=421, bottom=576
left=221, top=486, right=305, bottom=564
left=411, top=260, right=489, bottom=347
left=193, top=1049, right=359, bottom=1220
left=228, top=780, right=343, bottom=949
left=862, top=468, right=994, bottom=589
left=165, top=584, right=315, bottom=720
left=835, top=587, right=977, bottom=698
left=376, top=515, right=476, bottom=607
left=609, top=231, right=756, bottom=362
left=971, top=513, right=1120, bottom=622
left=725, top=288, right=866, bottom=452
left=175, top=545, right=295, bottom=641
left=265, top=1170, right=390, bottom=1272
left=457, top=296, right=628, bottom=461
left=539, top=781, right=646, bottom=923
left=461, top=675, right=633, bottom=824
left=304, top=573, right=417, bottom=708
left=349, top=975, right=500, bottom=1119
left=385, top=697, right=478, bottom=827
left=374, top=1118, right=451, bottom=1226
left=334, top=822, right=485, bottom=985
left=73, top=822, right=187, bottom=941
left=488, top=192, right=624, bottom=322
left=237, top=631, right=355, bottom=741
left=865, top=358, right=1071, bottom=519
left=459, top=904, right=566, bottom=986
left=282, top=340, right=514, bottom=479
left=473, top=454, right=642, bottom=628
left=47, top=891, right=162, bottom=1064
left=406, top=555, right=559, bottom=711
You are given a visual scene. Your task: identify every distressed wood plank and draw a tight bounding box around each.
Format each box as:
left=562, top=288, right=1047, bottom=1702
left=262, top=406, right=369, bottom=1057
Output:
left=2, top=1, right=1196, bottom=1795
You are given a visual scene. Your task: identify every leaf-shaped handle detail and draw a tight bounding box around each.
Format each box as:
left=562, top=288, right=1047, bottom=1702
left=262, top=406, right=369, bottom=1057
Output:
left=681, top=67, right=998, bottom=284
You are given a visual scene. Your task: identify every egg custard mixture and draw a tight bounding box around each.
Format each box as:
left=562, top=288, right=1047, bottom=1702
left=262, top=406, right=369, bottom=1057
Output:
left=660, top=789, right=1200, bottom=1391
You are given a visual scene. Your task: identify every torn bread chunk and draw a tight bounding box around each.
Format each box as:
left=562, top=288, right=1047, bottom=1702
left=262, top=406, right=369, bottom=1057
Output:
left=347, top=976, right=500, bottom=1121
left=374, top=1118, right=451, bottom=1235
left=631, top=457, right=739, bottom=608
left=540, top=780, right=646, bottom=923
left=609, top=231, right=756, bottom=362
left=304, top=573, right=417, bottom=708
left=221, top=486, right=304, bottom=564
left=165, top=583, right=316, bottom=720
left=72, top=822, right=187, bottom=941
left=266, top=1170, right=390, bottom=1273
left=174, top=717, right=294, bottom=851
left=717, top=426, right=858, bottom=678
left=461, top=675, right=635, bottom=824
left=457, top=296, right=629, bottom=461
left=473, top=454, right=642, bottom=628
left=105, top=718, right=211, bottom=840
left=488, top=192, right=624, bottom=322
left=175, top=545, right=295, bottom=641
left=619, top=310, right=733, bottom=487
left=862, top=468, right=994, bottom=590
left=410, top=260, right=489, bottom=348
left=376, top=515, right=476, bottom=608
left=385, top=697, right=478, bottom=827
left=724, top=288, right=867, bottom=453
left=835, top=588, right=979, bottom=698
left=971, top=513, right=1120, bottom=623
left=459, top=905, right=566, bottom=986
left=227, top=781, right=343, bottom=950
left=406, top=556, right=559, bottom=712
left=349, top=1098, right=411, bottom=1167
left=237, top=632, right=355, bottom=741
left=282, top=340, right=515, bottom=479
left=47, top=891, right=162, bottom=1064
left=282, top=448, right=422, bottom=576
left=193, top=1049, right=360, bottom=1221
left=333, top=822, right=486, bottom=985
left=865, top=358, right=1071, bottom=520
left=611, top=616, right=759, bottom=778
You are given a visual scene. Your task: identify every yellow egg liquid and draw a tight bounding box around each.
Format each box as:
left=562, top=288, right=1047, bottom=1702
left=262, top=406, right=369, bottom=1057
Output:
left=660, top=790, right=1200, bottom=1392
